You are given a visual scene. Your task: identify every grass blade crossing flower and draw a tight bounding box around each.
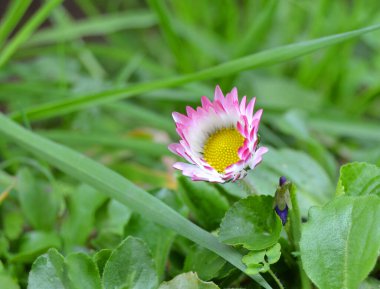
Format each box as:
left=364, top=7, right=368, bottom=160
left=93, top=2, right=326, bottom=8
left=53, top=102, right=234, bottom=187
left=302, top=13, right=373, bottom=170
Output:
left=169, top=86, right=268, bottom=183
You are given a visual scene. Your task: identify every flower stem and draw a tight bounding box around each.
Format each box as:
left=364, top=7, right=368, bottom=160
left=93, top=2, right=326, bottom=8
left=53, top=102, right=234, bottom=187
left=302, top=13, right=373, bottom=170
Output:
left=287, top=184, right=313, bottom=289
left=268, top=269, right=284, bottom=289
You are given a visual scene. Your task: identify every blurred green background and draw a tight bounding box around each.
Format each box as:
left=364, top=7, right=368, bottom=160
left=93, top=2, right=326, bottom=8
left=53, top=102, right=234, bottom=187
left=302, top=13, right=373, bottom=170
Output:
left=0, top=0, right=379, bottom=288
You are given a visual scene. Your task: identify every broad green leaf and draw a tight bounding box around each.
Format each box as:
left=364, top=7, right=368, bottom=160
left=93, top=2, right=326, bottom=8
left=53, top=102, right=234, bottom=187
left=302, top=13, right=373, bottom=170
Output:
left=124, top=189, right=181, bottom=278
left=11, top=231, right=61, bottom=263
left=10, top=23, right=380, bottom=121
left=66, top=253, right=102, bottom=289
left=102, top=236, right=158, bottom=289
left=184, top=246, right=227, bottom=281
left=0, top=275, right=20, bottom=289
left=336, top=162, right=380, bottom=197
left=300, top=195, right=380, bottom=289
left=104, top=199, right=132, bottom=236
left=124, top=214, right=175, bottom=278
left=61, top=184, right=107, bottom=250
left=93, top=249, right=112, bottom=277
left=266, top=243, right=281, bottom=264
left=219, top=195, right=282, bottom=250
left=3, top=209, right=24, bottom=240
left=178, top=175, right=229, bottom=230
left=158, top=272, right=220, bottom=289
left=28, top=248, right=66, bottom=289
left=242, top=243, right=281, bottom=275
left=0, top=233, right=9, bottom=258
left=0, top=114, right=272, bottom=288
left=16, top=167, right=59, bottom=230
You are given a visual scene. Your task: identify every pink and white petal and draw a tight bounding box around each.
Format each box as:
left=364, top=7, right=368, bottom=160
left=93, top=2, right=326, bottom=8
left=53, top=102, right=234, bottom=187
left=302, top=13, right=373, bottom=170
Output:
left=248, top=146, right=269, bottom=169
left=214, top=85, right=225, bottom=102
left=172, top=112, right=190, bottom=125
left=239, top=96, right=247, bottom=114
left=201, top=96, right=213, bottom=110
left=245, top=97, right=256, bottom=120
left=186, top=106, right=196, bottom=117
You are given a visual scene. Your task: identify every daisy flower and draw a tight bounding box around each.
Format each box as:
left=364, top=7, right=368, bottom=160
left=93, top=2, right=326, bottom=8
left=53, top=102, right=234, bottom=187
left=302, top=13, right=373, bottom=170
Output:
left=168, top=85, right=268, bottom=183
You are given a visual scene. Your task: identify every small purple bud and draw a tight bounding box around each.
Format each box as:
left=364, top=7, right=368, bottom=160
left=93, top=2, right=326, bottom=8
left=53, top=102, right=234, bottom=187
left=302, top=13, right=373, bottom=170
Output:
left=279, top=176, right=287, bottom=186
left=275, top=205, right=288, bottom=225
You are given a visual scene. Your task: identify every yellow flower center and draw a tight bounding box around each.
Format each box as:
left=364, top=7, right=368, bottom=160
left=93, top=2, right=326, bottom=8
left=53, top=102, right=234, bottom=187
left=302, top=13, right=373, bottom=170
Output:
left=203, top=128, right=245, bottom=173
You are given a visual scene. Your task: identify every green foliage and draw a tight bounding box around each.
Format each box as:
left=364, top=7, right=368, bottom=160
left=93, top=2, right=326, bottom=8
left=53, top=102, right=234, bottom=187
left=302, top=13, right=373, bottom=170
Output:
left=158, top=272, right=220, bottom=289
left=178, top=175, right=229, bottom=230
left=337, top=162, right=380, bottom=197
left=0, top=0, right=380, bottom=288
left=300, top=195, right=380, bottom=289
left=184, top=246, right=227, bottom=281
left=242, top=243, right=281, bottom=275
left=102, top=237, right=158, bottom=289
left=16, top=167, right=60, bottom=230
left=219, top=195, right=282, bottom=250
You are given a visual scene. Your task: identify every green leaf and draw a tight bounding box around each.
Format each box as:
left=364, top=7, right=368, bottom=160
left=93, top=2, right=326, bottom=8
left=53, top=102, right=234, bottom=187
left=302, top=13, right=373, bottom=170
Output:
left=61, top=184, right=107, bottom=250
left=3, top=209, right=24, bottom=240
left=242, top=243, right=281, bottom=275
left=16, top=167, right=59, bottom=230
left=102, top=236, right=158, bottom=289
left=0, top=275, right=20, bottom=289
left=184, top=246, right=227, bottom=281
left=124, top=189, right=181, bottom=278
left=66, top=253, right=102, bottom=289
left=158, top=272, right=220, bottom=289
left=178, top=175, right=229, bottom=230
left=266, top=243, right=281, bottom=264
left=11, top=231, right=61, bottom=263
left=93, top=249, right=112, bottom=277
left=10, top=23, right=380, bottom=121
left=242, top=250, right=266, bottom=267
left=337, top=162, right=380, bottom=197
left=219, top=195, right=282, bottom=250
left=104, top=199, right=132, bottom=236
left=300, top=195, right=380, bottom=289
left=28, top=248, right=66, bottom=289
left=0, top=114, right=272, bottom=288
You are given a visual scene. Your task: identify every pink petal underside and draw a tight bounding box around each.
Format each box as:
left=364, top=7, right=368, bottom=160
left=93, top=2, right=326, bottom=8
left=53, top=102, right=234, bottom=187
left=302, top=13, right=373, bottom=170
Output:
left=172, top=112, right=189, bottom=124
left=201, top=96, right=213, bottom=110
left=240, top=96, right=247, bottom=113
left=214, top=100, right=226, bottom=114
left=214, top=85, right=225, bottom=102
left=246, top=97, right=256, bottom=119
left=249, top=146, right=269, bottom=169
left=186, top=106, right=196, bottom=117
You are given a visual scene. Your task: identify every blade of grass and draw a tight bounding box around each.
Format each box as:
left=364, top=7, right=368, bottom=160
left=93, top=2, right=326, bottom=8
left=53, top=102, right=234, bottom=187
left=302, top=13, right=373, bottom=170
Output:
left=0, top=0, right=63, bottom=68
left=0, top=113, right=273, bottom=289
left=23, top=10, right=156, bottom=47
left=39, top=130, right=171, bottom=157
left=147, top=0, right=190, bottom=72
left=0, top=0, right=32, bottom=48
left=105, top=102, right=174, bottom=134
left=9, top=23, right=380, bottom=121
